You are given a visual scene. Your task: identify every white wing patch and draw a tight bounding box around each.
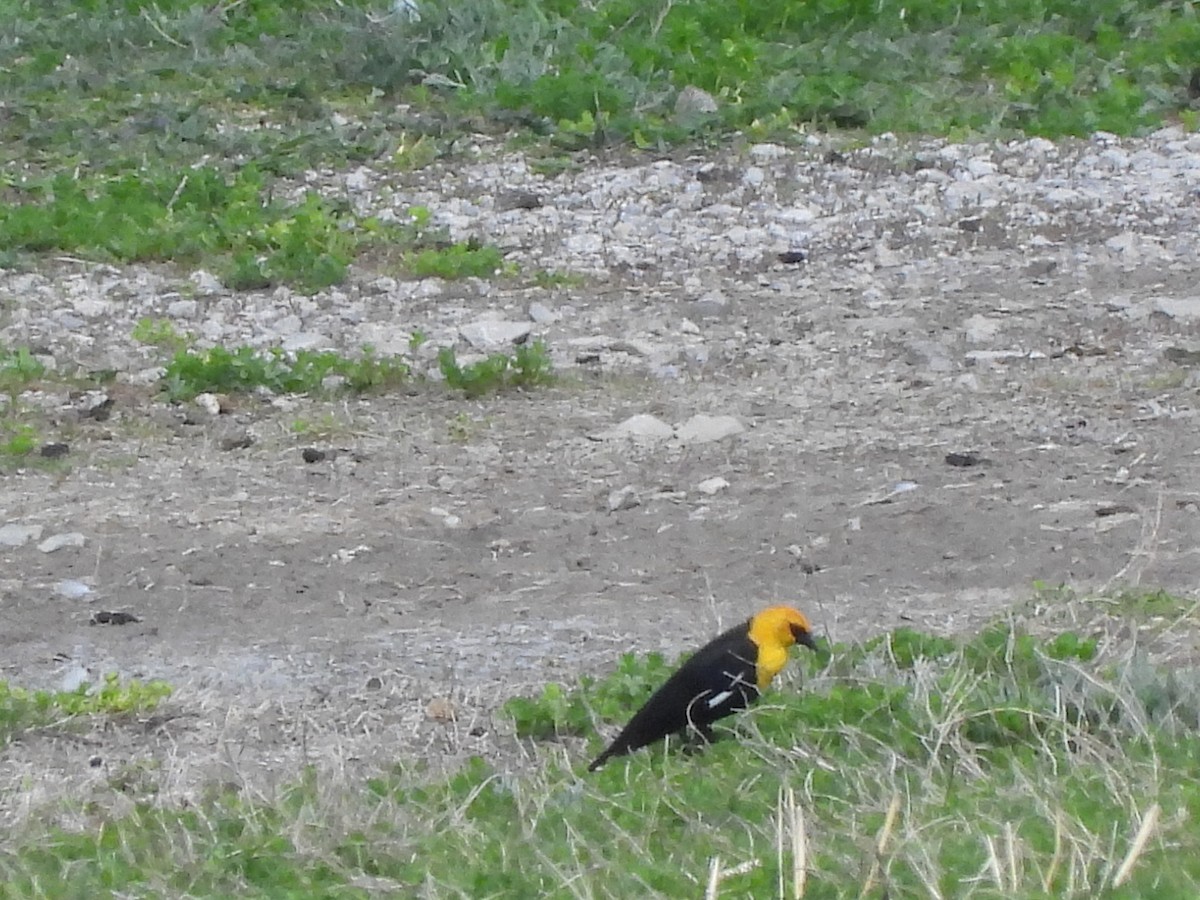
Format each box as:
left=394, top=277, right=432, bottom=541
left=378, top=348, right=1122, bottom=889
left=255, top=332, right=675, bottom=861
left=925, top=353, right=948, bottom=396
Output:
left=706, top=689, right=734, bottom=709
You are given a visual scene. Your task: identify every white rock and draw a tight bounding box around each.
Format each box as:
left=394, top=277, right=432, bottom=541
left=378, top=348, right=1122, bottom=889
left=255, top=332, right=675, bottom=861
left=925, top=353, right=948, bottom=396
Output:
left=963, top=314, right=1001, bottom=343
left=607, top=486, right=641, bottom=512
left=166, top=299, right=198, bottom=318
left=459, top=319, right=533, bottom=350
left=749, top=143, right=787, bottom=161
left=696, top=476, right=730, bottom=495
left=38, top=532, right=87, bottom=553
left=60, top=665, right=92, bottom=693
left=54, top=580, right=94, bottom=601
left=281, top=332, right=331, bottom=351
left=592, top=414, right=674, bottom=442
left=195, top=393, right=221, bottom=416
left=1153, top=297, right=1200, bottom=320
left=675, top=414, right=745, bottom=444
left=0, top=523, right=43, bottom=547
left=190, top=270, right=224, bottom=294
left=528, top=302, right=559, bottom=324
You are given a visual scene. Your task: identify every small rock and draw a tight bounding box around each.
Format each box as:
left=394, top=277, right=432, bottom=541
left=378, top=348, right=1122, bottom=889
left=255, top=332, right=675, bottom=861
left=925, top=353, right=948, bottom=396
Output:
left=591, top=414, right=674, bottom=442
left=962, top=314, right=1001, bottom=343
left=675, top=414, right=745, bottom=445
left=777, top=250, right=808, bottom=264
left=945, top=452, right=985, bottom=467
left=281, top=332, right=331, bottom=352
left=166, top=299, right=198, bottom=318
left=692, top=292, right=729, bottom=318
left=90, top=610, right=140, bottom=626
left=608, top=486, right=641, bottom=512
left=78, top=392, right=114, bottom=421
left=218, top=429, right=254, bottom=451
left=54, top=579, right=94, bottom=601
left=190, top=270, right=224, bottom=295
left=301, top=448, right=326, bottom=464
left=749, top=143, right=787, bottom=161
left=1153, top=297, right=1200, bottom=321
left=528, top=302, right=560, bottom=324
left=426, top=697, right=456, bottom=722
left=696, top=476, right=730, bottom=495
left=496, top=190, right=542, bottom=211
left=459, top=319, right=533, bottom=350
left=365, top=676, right=383, bottom=690
left=38, top=532, right=86, bottom=553
left=195, top=393, right=222, bottom=417
left=59, top=665, right=91, bottom=693
left=873, top=243, right=903, bottom=268
left=674, top=85, right=718, bottom=124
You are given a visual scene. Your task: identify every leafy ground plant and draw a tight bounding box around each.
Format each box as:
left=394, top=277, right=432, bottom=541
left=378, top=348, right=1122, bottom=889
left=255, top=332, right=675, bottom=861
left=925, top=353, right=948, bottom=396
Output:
left=438, top=340, right=555, bottom=396
left=2, top=616, right=1197, bottom=897
left=405, top=241, right=507, bottom=280
left=0, top=167, right=410, bottom=292
left=161, top=345, right=410, bottom=402
left=0, top=674, right=172, bottom=746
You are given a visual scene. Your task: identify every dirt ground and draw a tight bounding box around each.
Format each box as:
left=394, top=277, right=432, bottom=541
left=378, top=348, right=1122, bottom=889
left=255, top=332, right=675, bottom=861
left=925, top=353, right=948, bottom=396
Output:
left=2, top=135, right=1200, bottom=817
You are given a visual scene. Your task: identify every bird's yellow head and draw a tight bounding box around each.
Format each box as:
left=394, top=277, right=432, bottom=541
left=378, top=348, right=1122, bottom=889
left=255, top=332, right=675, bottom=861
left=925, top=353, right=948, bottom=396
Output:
left=749, top=605, right=817, bottom=651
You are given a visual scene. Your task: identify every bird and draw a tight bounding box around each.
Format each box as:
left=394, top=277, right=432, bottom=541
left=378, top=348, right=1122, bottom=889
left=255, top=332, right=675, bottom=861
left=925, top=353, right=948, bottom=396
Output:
left=588, top=605, right=817, bottom=771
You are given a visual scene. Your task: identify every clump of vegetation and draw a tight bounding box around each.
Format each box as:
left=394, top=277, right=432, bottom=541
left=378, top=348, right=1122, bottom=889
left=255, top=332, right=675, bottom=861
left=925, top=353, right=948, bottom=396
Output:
left=0, top=422, right=39, bottom=459
left=0, top=168, right=424, bottom=293
left=0, top=674, right=172, bottom=746
left=437, top=339, right=555, bottom=396
left=161, top=345, right=410, bottom=402
left=0, top=346, right=46, bottom=397
left=405, top=242, right=507, bottom=280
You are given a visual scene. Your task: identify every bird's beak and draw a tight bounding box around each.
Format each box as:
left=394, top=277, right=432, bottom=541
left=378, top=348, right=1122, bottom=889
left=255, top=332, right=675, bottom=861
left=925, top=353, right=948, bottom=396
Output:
left=792, top=625, right=818, bottom=649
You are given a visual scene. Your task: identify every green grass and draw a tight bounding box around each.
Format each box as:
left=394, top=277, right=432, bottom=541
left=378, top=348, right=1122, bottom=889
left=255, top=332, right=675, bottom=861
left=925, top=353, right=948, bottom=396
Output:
left=0, top=346, right=45, bottom=397
left=0, top=167, right=424, bottom=292
left=438, top=339, right=556, bottom=396
left=141, top=330, right=554, bottom=401
left=406, top=241, right=508, bottom=280
left=161, top=344, right=412, bottom=402
left=0, top=674, right=172, bottom=746
left=0, top=0, right=1193, bottom=287
left=0, top=0, right=1194, bottom=177
left=3, top=613, right=1200, bottom=897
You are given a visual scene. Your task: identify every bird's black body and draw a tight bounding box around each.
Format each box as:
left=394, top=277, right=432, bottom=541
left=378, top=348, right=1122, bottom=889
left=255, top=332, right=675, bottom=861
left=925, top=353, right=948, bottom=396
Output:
left=589, top=619, right=795, bottom=771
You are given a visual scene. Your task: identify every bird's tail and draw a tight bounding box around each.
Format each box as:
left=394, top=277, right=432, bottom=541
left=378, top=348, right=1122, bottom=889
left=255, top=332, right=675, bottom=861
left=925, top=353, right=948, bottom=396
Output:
left=587, top=751, right=612, bottom=772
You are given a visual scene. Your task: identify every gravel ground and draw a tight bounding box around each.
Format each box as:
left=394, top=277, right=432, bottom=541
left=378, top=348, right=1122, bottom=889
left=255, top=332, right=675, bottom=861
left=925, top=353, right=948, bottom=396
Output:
left=2, top=126, right=1200, bottom=818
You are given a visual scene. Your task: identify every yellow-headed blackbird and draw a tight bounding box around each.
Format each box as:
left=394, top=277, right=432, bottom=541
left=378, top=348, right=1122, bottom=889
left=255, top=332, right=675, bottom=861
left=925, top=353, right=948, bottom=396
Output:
left=588, top=605, right=816, bottom=771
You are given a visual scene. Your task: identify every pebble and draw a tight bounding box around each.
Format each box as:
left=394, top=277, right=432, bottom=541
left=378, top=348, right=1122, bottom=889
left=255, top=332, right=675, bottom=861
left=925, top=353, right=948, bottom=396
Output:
left=592, top=414, right=674, bottom=442
left=675, top=414, right=745, bottom=445
left=0, top=523, right=44, bottom=547
left=459, top=319, right=533, bottom=350
left=38, top=532, right=87, bottom=553
left=696, top=476, right=730, bottom=495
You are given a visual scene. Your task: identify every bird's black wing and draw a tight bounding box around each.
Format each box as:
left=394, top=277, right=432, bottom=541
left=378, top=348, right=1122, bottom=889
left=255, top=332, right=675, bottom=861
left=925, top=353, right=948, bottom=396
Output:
left=588, top=622, right=760, bottom=770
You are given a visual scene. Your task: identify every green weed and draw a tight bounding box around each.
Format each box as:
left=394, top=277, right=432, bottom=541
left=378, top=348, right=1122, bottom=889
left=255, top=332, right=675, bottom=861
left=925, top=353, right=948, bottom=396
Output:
left=0, top=422, right=38, bottom=458
left=0, top=346, right=46, bottom=396
left=131, top=318, right=190, bottom=354
left=406, top=242, right=507, bottom=280
left=161, top=345, right=410, bottom=402
left=437, top=340, right=554, bottom=397
left=0, top=168, right=400, bottom=292
left=0, top=674, right=172, bottom=746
